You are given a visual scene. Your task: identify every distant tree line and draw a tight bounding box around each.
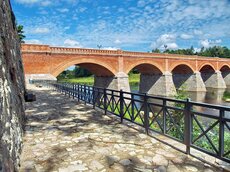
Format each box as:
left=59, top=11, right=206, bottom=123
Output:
left=152, top=46, right=230, bottom=58
left=57, top=66, right=92, bottom=79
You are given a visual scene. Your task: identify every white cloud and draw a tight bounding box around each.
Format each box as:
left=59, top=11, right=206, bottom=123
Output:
left=64, top=39, right=82, bottom=47
left=114, top=39, right=121, bottom=44
left=41, top=1, right=51, bottom=6
left=164, top=43, right=178, bottom=49
left=194, top=29, right=203, bottom=35
left=25, top=39, right=42, bottom=44
left=151, top=34, right=178, bottom=50
left=57, top=8, right=69, bottom=13
left=180, top=33, right=193, bottom=40
left=215, top=39, right=222, bottom=44
left=102, top=47, right=119, bottom=50
left=200, top=39, right=222, bottom=48
left=33, top=27, right=50, bottom=34
left=200, top=39, right=210, bottom=48
left=15, top=0, right=40, bottom=4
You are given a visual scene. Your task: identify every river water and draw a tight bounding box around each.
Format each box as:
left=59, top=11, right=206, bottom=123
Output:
left=130, top=85, right=230, bottom=119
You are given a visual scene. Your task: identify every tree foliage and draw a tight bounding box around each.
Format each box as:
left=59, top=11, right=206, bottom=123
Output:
left=17, top=25, right=25, bottom=43
left=153, top=46, right=230, bottom=58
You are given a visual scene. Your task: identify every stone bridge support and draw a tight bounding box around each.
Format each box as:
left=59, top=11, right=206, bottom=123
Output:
left=222, top=72, right=230, bottom=87
left=139, top=72, right=176, bottom=96
left=94, top=72, right=130, bottom=92
left=173, top=72, right=206, bottom=92
left=201, top=71, right=226, bottom=89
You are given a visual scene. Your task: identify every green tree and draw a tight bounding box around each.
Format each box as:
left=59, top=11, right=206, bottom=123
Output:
left=17, top=25, right=25, bottom=43
left=152, top=48, right=161, bottom=53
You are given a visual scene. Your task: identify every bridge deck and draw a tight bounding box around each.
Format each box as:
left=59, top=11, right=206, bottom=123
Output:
left=20, top=85, right=223, bottom=172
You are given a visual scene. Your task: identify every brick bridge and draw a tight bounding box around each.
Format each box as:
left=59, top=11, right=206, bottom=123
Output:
left=22, top=44, right=230, bottom=96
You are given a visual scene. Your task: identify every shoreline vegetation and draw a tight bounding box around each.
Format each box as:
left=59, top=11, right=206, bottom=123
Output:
left=223, top=91, right=230, bottom=102
left=58, top=73, right=140, bottom=90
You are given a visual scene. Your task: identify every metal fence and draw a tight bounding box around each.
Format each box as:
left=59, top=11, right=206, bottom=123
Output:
left=41, top=81, right=230, bottom=163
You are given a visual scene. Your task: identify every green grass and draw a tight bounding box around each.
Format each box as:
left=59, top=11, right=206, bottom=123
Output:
left=223, top=91, right=230, bottom=101
left=58, top=76, right=94, bottom=85
left=58, top=73, right=141, bottom=90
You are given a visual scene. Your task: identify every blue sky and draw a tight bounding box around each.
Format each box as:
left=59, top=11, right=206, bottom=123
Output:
left=11, top=0, right=230, bottom=52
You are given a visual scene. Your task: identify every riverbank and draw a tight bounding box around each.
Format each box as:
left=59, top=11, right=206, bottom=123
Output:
left=58, top=73, right=140, bottom=89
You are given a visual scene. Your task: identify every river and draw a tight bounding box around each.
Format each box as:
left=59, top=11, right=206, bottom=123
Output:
left=130, top=85, right=230, bottom=119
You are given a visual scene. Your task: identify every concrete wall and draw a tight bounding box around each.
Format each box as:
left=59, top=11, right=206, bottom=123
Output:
left=0, top=0, right=26, bottom=171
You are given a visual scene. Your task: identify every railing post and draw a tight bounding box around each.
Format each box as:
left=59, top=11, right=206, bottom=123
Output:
left=92, top=86, right=96, bottom=109
left=131, top=94, right=134, bottom=122
left=143, top=93, right=149, bottom=135
left=163, top=99, right=166, bottom=134
left=184, top=98, right=192, bottom=154
left=84, top=84, right=86, bottom=104
left=219, top=109, right=225, bottom=158
left=120, top=90, right=124, bottom=123
left=103, top=88, right=107, bottom=115
left=77, top=84, right=80, bottom=101
left=68, top=84, right=71, bottom=98
left=72, top=84, right=75, bottom=99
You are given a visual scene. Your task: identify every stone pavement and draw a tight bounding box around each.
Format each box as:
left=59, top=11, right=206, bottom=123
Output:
left=19, top=85, right=223, bottom=172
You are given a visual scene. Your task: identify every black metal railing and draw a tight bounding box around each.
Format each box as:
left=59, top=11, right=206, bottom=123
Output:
left=40, top=81, right=230, bottom=163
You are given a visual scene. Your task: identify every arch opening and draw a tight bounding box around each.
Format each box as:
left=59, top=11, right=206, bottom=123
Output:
left=199, top=65, right=216, bottom=84
left=171, top=64, right=194, bottom=90
left=128, top=63, right=163, bottom=94
left=57, top=62, right=115, bottom=87
left=220, top=65, right=230, bottom=78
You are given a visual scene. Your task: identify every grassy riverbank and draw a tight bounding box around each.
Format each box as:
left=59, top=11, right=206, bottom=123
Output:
left=223, top=91, right=230, bottom=102
left=58, top=73, right=140, bottom=89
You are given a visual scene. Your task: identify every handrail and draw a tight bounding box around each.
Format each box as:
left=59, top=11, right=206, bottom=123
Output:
left=33, top=81, right=230, bottom=164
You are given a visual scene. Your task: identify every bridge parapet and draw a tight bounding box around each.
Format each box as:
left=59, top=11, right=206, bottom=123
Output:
left=21, top=44, right=50, bottom=52
left=21, top=44, right=225, bottom=61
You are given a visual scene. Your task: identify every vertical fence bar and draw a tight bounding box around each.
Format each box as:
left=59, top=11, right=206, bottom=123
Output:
left=77, top=84, right=80, bottom=101
left=111, top=90, right=114, bottom=112
left=120, top=90, right=124, bottom=123
left=143, top=93, right=149, bottom=135
left=103, top=88, right=107, bottom=115
left=163, top=99, right=166, bottom=134
left=219, top=109, right=225, bottom=158
left=131, top=94, right=134, bottom=122
left=68, top=84, right=71, bottom=98
left=184, top=98, right=192, bottom=154
left=93, top=86, right=96, bottom=109
left=73, top=84, right=75, bottom=99
left=84, top=84, right=86, bottom=104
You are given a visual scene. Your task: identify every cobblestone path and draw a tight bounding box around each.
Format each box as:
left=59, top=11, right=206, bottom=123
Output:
left=19, top=85, right=222, bottom=172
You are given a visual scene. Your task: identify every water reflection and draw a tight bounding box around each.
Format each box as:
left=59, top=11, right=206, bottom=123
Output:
left=131, top=85, right=230, bottom=119
left=188, top=88, right=230, bottom=106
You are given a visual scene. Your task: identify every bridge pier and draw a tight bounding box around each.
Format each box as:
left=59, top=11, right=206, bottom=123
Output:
left=222, top=72, right=230, bottom=88
left=94, top=72, right=130, bottom=92
left=139, top=72, right=176, bottom=96
left=172, top=72, right=206, bottom=92
left=201, top=71, right=226, bottom=89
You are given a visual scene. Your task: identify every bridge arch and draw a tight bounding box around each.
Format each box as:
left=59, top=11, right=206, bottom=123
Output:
left=51, top=58, right=117, bottom=77
left=220, top=65, right=230, bottom=87
left=170, top=63, right=195, bottom=74
left=219, top=64, right=230, bottom=72
left=125, top=61, right=164, bottom=74
left=199, top=63, right=216, bottom=73
left=126, top=62, right=166, bottom=95
left=171, top=64, right=194, bottom=90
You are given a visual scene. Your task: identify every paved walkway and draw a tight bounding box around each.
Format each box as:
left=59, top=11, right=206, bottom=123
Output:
left=20, top=85, right=222, bottom=172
